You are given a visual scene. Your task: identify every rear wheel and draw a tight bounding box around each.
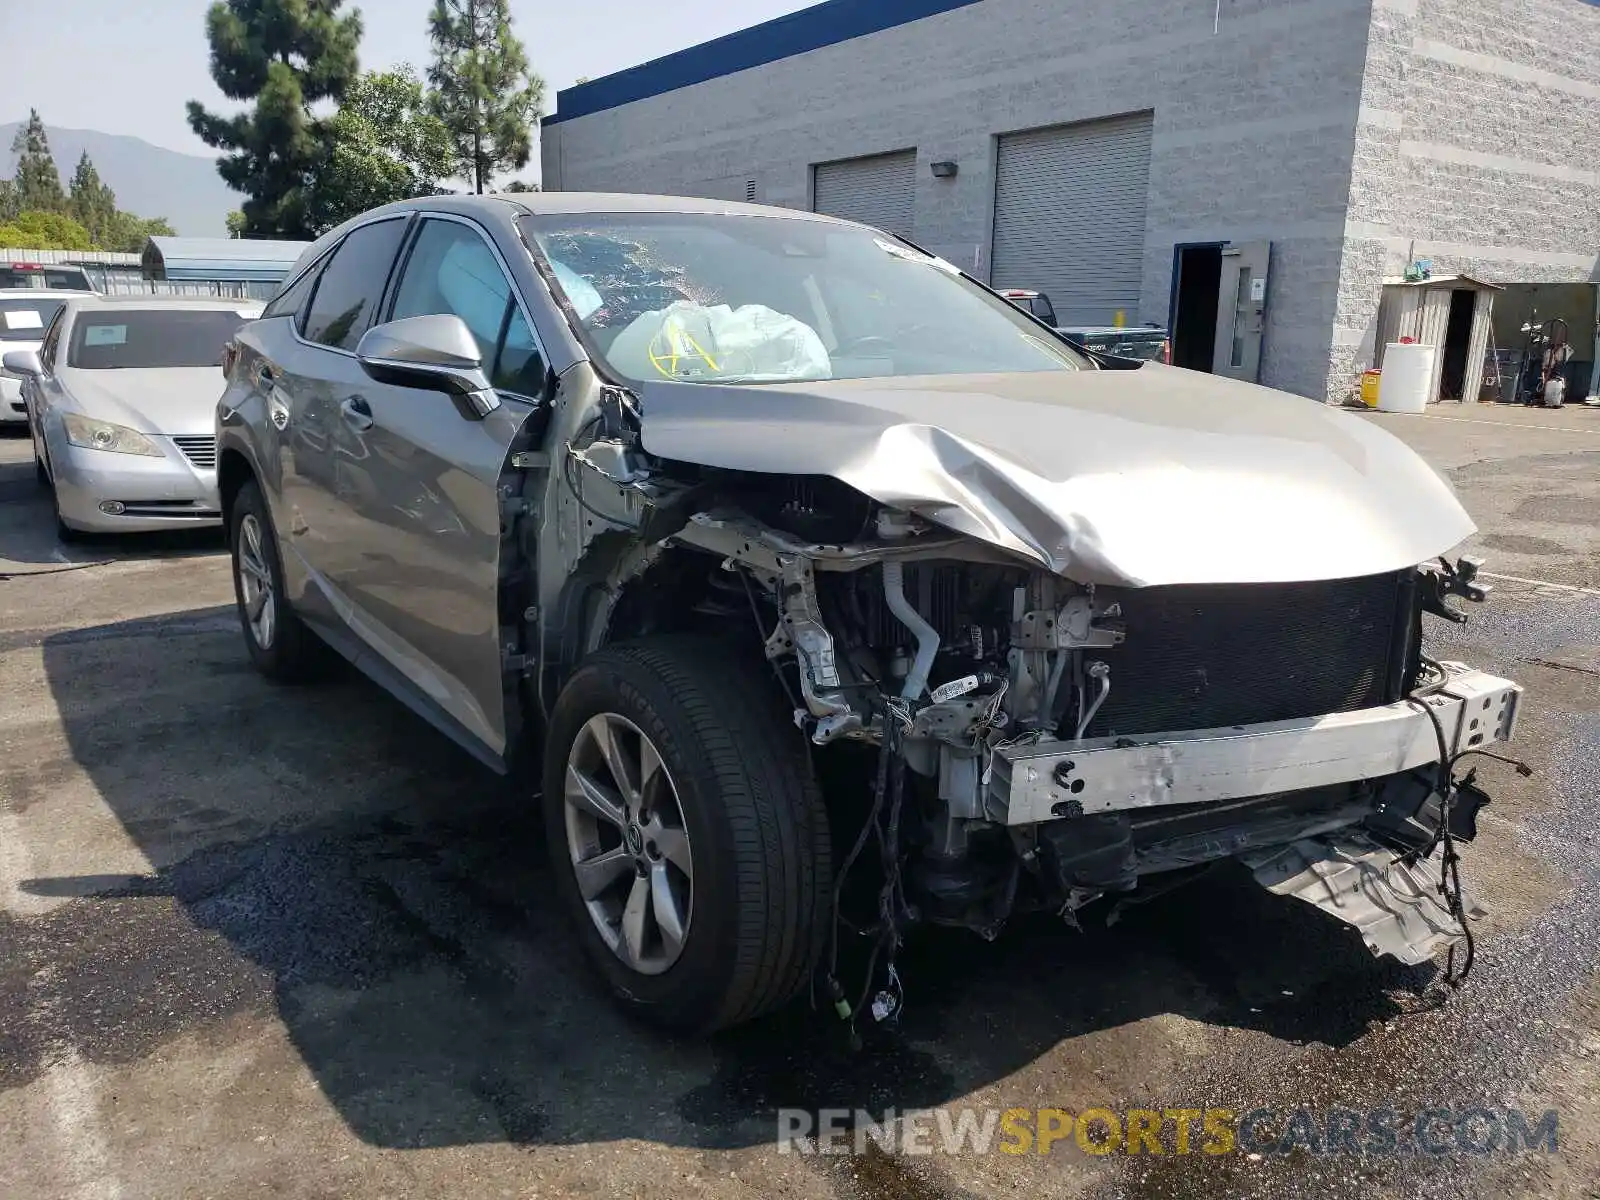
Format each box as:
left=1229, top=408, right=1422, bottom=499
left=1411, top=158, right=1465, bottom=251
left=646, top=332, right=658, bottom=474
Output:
left=229, top=479, right=328, bottom=682
left=543, top=636, right=832, bottom=1033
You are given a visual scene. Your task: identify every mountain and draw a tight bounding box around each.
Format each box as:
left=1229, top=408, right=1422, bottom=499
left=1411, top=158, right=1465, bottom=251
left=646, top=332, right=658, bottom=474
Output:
left=0, top=123, right=238, bottom=238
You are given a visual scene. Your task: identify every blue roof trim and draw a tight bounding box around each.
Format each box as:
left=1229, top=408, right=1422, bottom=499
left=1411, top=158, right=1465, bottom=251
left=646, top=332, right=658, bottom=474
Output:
left=546, top=0, right=983, bottom=125
left=162, top=266, right=299, bottom=282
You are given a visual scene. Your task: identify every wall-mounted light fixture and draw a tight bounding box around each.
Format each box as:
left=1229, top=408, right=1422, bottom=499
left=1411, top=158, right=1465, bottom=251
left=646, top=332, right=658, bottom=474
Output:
left=930, top=160, right=959, bottom=178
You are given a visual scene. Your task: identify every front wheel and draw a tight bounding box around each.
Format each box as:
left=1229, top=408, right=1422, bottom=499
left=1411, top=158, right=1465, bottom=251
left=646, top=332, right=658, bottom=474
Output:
left=228, top=479, right=328, bottom=683
left=543, top=636, right=832, bottom=1034
left=51, top=479, right=81, bottom=544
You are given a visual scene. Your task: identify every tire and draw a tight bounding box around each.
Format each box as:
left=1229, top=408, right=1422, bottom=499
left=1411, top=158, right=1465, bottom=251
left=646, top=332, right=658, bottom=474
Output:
left=43, top=450, right=80, bottom=543
left=543, top=636, right=832, bottom=1034
left=228, top=478, right=328, bottom=683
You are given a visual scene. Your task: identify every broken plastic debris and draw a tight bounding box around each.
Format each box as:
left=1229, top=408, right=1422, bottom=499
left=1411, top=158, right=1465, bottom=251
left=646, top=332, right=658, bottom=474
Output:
left=873, top=238, right=959, bottom=273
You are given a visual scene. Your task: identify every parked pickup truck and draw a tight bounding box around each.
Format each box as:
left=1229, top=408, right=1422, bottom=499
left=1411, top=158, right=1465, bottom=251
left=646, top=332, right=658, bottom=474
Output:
left=997, top=289, right=1170, bottom=363
left=216, top=194, right=1521, bottom=1035
left=1056, top=323, right=1170, bottom=363
left=0, top=261, right=96, bottom=291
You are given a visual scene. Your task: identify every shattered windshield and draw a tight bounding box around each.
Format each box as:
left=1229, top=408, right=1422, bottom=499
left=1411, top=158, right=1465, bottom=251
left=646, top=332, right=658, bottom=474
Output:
left=518, top=212, right=1088, bottom=386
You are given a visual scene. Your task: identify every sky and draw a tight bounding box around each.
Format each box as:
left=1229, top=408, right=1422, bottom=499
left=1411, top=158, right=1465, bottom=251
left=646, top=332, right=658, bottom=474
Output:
left=2, top=0, right=817, bottom=158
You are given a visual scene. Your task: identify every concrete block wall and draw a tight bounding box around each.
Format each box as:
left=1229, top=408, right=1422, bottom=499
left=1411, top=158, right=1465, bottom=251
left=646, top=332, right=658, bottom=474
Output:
left=544, top=0, right=1376, bottom=401
left=1332, top=0, right=1600, bottom=399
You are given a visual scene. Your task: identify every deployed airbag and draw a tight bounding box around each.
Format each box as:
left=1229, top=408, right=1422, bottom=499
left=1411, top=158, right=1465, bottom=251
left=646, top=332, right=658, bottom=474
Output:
left=608, top=301, right=831, bottom=384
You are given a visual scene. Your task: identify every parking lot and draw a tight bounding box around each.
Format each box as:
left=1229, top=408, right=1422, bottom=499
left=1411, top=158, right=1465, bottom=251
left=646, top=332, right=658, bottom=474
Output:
left=2, top=403, right=1598, bottom=1200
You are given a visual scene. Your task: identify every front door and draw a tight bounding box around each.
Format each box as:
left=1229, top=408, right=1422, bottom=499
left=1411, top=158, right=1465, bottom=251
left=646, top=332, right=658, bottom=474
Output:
left=1212, top=241, right=1272, bottom=383
left=319, top=214, right=550, bottom=762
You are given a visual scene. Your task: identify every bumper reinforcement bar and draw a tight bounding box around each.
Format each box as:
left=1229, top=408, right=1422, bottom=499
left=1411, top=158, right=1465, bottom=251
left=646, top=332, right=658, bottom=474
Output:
left=987, top=665, right=1521, bottom=825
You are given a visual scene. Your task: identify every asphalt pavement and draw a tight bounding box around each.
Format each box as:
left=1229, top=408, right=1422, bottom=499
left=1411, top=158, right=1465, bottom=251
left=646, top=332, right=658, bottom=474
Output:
left=1, top=401, right=1598, bottom=1200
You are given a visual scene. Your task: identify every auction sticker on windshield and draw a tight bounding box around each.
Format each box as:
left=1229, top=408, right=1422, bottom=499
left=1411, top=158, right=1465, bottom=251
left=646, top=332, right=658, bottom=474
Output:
left=83, top=324, right=129, bottom=346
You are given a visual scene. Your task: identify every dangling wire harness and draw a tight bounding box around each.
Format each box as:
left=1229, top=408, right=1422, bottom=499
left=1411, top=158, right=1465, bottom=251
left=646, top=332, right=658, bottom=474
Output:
left=1405, top=655, right=1533, bottom=988
left=735, top=565, right=908, bottom=1045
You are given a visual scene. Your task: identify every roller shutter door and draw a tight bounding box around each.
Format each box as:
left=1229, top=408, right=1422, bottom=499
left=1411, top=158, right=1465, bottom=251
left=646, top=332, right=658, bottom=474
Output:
left=991, top=113, right=1154, bottom=328
left=813, top=151, right=916, bottom=236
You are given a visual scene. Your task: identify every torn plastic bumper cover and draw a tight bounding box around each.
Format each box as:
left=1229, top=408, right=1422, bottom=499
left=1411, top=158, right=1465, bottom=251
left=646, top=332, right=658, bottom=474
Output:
left=1245, top=833, right=1486, bottom=966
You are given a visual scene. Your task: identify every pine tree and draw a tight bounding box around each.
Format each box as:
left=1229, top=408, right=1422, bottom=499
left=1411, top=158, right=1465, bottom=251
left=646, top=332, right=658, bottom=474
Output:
left=307, top=66, right=454, bottom=232
left=10, top=110, right=66, bottom=213
left=426, top=0, right=544, bottom=194
left=187, top=0, right=363, bottom=239
left=68, top=152, right=119, bottom=246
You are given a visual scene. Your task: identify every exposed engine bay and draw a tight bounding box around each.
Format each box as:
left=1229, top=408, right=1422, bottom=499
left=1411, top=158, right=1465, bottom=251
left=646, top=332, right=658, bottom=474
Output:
left=523, top=397, right=1526, bottom=1031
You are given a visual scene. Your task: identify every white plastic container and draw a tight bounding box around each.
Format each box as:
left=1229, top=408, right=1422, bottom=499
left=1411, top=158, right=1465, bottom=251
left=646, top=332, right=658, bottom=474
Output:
left=1543, top=376, right=1566, bottom=408
left=1377, top=343, right=1433, bottom=413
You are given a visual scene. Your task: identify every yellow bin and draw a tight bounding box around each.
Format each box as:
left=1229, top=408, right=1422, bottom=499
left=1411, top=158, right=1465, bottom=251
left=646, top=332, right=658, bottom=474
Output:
left=1360, top=369, right=1382, bottom=407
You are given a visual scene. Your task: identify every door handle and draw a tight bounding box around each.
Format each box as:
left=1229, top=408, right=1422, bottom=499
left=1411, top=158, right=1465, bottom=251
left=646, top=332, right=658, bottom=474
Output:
left=340, top=395, right=374, bottom=431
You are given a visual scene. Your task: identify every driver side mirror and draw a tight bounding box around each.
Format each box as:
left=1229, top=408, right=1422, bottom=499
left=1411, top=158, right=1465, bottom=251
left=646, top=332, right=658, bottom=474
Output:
left=2, top=349, right=43, bottom=379
left=355, top=314, right=499, bottom=419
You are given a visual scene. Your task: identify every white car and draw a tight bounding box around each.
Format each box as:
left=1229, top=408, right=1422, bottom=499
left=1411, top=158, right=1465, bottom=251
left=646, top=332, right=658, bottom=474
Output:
left=3, top=297, right=262, bottom=540
left=0, top=288, right=98, bottom=424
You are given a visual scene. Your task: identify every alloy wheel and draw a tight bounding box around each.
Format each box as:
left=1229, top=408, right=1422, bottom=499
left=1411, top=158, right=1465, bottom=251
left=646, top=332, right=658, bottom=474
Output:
left=236, top=513, right=277, bottom=651
left=563, top=712, right=694, bottom=975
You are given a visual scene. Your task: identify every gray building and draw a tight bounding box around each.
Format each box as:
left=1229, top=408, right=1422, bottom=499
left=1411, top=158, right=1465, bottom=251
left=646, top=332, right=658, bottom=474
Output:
left=542, top=0, right=1600, bottom=403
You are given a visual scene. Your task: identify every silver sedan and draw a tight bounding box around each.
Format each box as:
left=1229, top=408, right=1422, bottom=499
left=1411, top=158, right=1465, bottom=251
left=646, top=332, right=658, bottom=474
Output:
left=0, top=288, right=98, bottom=425
left=3, top=297, right=261, bottom=540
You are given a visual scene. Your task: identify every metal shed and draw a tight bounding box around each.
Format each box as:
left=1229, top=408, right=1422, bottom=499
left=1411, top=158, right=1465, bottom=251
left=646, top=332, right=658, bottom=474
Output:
left=1374, top=275, right=1503, bottom=405
left=141, top=237, right=310, bottom=300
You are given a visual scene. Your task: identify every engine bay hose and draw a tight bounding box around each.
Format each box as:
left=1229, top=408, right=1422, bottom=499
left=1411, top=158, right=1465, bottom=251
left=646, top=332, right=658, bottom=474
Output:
left=882, top=560, right=940, bottom=701
left=1075, top=661, right=1112, bottom=740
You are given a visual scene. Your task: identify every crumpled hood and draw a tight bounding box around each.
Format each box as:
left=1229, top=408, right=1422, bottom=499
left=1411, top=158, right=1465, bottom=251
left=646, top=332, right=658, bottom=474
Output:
left=637, top=364, right=1476, bottom=586
left=58, top=367, right=225, bottom=436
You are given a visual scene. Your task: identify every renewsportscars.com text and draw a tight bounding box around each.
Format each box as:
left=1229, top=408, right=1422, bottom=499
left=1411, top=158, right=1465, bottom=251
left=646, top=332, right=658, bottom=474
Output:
left=776, top=1106, right=1560, bottom=1158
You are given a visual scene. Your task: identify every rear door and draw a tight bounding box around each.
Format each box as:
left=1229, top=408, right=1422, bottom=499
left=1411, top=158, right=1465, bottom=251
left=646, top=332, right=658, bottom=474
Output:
left=316, top=213, right=549, bottom=762
left=1211, top=241, right=1271, bottom=383
left=268, top=216, right=412, bottom=619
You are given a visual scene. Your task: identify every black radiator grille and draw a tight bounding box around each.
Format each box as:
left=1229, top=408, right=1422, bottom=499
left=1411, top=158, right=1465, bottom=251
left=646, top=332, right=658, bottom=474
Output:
left=1085, top=571, right=1406, bottom=738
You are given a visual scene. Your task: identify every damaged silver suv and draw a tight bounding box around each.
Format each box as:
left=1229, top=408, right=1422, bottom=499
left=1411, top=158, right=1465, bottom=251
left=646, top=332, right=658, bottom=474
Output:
left=217, top=194, right=1522, bottom=1034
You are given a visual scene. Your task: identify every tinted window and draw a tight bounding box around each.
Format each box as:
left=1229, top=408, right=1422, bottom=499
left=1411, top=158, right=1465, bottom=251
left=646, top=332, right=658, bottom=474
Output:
left=0, top=266, right=93, bottom=290
left=390, top=219, right=545, bottom=396
left=43, top=267, right=92, bottom=290
left=67, top=309, right=252, bottom=370
left=0, top=297, right=66, bottom=341
left=262, top=253, right=328, bottom=320
left=302, top=218, right=408, bottom=350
